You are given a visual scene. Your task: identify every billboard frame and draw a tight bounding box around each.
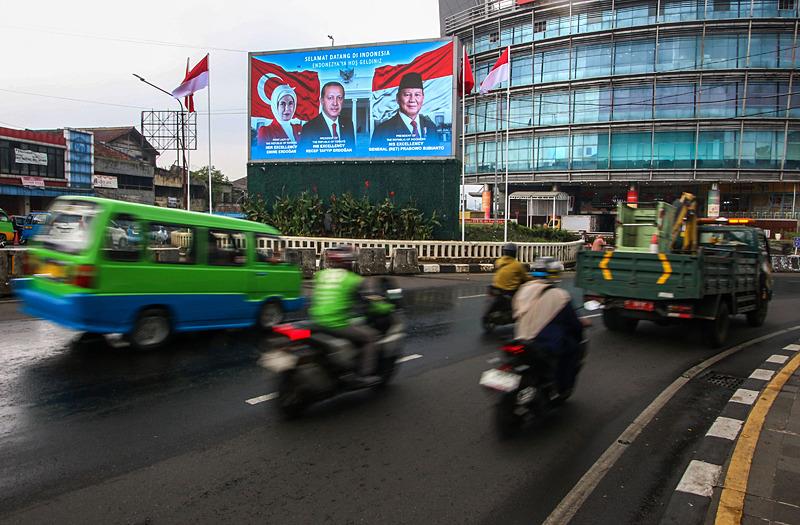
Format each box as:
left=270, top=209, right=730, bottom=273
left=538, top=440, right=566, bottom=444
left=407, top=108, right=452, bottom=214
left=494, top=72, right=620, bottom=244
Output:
left=247, top=36, right=459, bottom=164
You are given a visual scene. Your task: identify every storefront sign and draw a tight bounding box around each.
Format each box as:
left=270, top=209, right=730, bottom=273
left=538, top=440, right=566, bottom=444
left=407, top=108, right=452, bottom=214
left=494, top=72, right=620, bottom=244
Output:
left=14, top=148, right=48, bottom=166
left=21, top=176, right=45, bottom=187
left=92, top=175, right=118, bottom=189
left=707, top=184, right=720, bottom=218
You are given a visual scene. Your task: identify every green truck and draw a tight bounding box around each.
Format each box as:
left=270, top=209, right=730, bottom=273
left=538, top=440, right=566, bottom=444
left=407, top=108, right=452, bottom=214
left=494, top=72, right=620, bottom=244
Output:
left=576, top=201, right=773, bottom=347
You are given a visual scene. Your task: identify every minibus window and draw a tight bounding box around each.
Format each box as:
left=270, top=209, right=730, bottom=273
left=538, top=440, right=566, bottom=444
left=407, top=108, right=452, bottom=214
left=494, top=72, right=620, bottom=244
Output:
left=38, top=200, right=99, bottom=254
left=103, top=215, right=142, bottom=262
left=147, top=223, right=195, bottom=264
left=208, top=230, right=246, bottom=266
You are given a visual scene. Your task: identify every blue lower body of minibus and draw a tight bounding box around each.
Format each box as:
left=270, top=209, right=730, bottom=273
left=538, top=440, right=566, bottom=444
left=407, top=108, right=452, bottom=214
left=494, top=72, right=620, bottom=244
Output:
left=13, top=278, right=305, bottom=334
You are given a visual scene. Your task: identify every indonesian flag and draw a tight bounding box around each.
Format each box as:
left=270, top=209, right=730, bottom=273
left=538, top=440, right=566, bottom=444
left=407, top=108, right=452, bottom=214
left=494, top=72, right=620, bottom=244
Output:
left=459, top=47, right=475, bottom=96
left=479, top=47, right=510, bottom=94
left=183, top=59, right=195, bottom=113
left=250, top=58, right=320, bottom=122
left=371, top=41, right=454, bottom=125
left=172, top=54, right=209, bottom=99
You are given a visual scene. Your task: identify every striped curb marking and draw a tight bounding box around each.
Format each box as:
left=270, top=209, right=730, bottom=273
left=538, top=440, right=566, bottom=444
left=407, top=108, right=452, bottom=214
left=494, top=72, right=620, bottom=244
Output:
left=659, top=338, right=800, bottom=525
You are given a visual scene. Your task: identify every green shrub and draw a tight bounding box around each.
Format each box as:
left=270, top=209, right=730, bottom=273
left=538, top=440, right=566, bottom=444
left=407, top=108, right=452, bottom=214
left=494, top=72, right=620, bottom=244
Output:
left=465, top=223, right=580, bottom=243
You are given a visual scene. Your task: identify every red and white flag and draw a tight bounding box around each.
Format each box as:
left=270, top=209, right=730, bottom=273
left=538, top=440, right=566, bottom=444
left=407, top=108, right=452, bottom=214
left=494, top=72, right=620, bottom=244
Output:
left=172, top=55, right=209, bottom=99
left=250, top=58, right=320, bottom=122
left=479, top=47, right=510, bottom=94
left=459, top=47, right=475, bottom=96
left=371, top=41, right=454, bottom=125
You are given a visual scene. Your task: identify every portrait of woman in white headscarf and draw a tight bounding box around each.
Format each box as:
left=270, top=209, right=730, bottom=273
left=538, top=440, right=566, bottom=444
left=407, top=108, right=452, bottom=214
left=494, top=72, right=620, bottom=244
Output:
left=256, top=83, right=302, bottom=145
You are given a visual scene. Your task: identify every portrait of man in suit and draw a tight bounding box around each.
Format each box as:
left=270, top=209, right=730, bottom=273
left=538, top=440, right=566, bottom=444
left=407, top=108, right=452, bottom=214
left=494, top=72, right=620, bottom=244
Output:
left=371, top=72, right=441, bottom=149
left=298, top=81, right=355, bottom=153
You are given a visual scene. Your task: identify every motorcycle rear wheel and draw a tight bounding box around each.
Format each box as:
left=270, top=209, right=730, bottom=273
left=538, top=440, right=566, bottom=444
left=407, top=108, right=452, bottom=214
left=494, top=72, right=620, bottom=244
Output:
left=495, top=393, right=524, bottom=438
left=277, top=371, right=309, bottom=420
left=376, top=355, right=398, bottom=389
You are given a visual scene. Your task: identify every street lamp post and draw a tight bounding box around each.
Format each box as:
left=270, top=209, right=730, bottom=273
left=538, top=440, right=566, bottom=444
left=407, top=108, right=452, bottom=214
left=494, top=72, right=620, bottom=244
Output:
left=327, top=35, right=335, bottom=47
left=133, top=73, right=191, bottom=211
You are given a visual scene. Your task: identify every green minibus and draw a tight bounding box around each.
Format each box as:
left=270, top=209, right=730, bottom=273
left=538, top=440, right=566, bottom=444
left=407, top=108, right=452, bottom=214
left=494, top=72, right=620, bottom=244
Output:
left=15, top=196, right=304, bottom=349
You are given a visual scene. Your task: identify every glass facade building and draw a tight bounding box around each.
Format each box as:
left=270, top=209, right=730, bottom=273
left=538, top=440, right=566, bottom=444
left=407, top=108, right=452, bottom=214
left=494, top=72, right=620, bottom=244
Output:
left=443, top=0, right=800, bottom=217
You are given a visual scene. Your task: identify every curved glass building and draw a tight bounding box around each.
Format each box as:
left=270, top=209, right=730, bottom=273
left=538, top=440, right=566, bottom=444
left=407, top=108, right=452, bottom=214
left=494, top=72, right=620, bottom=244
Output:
left=441, top=0, right=799, bottom=222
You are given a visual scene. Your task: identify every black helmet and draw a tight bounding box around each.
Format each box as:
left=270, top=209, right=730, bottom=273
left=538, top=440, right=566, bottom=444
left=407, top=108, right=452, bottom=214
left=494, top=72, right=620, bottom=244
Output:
left=502, top=243, right=517, bottom=257
left=326, top=245, right=356, bottom=269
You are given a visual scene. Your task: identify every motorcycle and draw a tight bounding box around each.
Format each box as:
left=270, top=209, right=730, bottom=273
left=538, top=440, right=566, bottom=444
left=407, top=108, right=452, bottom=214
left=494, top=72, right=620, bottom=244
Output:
left=260, top=281, right=405, bottom=419
left=479, top=301, right=597, bottom=437
left=481, top=286, right=514, bottom=334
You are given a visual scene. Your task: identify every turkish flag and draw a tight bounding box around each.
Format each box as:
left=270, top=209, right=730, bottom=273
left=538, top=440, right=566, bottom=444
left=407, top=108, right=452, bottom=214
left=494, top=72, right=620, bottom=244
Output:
left=250, top=58, right=320, bottom=122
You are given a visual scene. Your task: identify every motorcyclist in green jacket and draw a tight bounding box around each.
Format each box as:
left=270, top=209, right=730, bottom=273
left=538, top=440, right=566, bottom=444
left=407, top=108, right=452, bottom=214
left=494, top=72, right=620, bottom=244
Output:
left=309, top=246, right=393, bottom=386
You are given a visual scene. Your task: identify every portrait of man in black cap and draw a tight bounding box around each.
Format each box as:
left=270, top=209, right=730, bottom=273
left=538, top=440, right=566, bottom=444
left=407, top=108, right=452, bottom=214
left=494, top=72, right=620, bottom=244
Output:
left=371, top=72, right=440, bottom=149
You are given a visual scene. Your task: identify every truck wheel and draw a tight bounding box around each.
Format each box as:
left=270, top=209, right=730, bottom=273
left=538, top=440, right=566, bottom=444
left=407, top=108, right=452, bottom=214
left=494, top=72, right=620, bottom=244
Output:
left=746, top=299, right=768, bottom=327
left=602, top=308, right=638, bottom=333
left=704, top=302, right=730, bottom=348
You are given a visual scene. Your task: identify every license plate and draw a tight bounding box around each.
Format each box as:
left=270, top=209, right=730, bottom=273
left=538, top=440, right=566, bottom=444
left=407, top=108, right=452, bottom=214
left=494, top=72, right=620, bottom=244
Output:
left=258, top=350, right=298, bottom=373
left=480, top=369, right=521, bottom=392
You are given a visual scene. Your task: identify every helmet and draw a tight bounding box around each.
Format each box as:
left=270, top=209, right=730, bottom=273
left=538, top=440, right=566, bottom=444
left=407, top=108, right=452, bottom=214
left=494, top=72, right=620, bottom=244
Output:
left=326, top=245, right=356, bottom=269
left=502, top=243, right=517, bottom=257
left=530, top=257, right=564, bottom=280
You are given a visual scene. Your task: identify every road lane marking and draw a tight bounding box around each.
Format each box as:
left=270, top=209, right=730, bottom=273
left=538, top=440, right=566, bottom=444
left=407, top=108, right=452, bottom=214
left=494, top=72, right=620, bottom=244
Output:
left=784, top=344, right=800, bottom=351
left=457, top=294, right=487, bottom=299
left=715, top=351, right=800, bottom=525
left=730, top=389, right=759, bottom=405
left=543, top=324, right=800, bottom=525
left=397, top=354, right=422, bottom=363
left=766, top=354, right=789, bottom=364
left=581, top=313, right=603, bottom=319
left=675, top=460, right=722, bottom=497
left=245, top=393, right=278, bottom=405
left=749, top=369, right=776, bottom=381
left=706, top=417, right=744, bottom=441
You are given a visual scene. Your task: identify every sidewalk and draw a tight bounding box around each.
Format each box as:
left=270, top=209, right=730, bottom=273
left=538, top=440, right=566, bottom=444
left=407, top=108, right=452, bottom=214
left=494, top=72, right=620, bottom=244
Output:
left=709, top=347, right=800, bottom=525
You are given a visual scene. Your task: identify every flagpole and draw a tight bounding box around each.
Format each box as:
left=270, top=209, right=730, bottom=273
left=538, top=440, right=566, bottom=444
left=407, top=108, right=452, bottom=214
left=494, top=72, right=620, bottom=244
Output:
left=206, top=54, right=213, bottom=214
left=461, top=46, right=466, bottom=243
left=185, top=57, right=191, bottom=212
left=503, top=46, right=511, bottom=243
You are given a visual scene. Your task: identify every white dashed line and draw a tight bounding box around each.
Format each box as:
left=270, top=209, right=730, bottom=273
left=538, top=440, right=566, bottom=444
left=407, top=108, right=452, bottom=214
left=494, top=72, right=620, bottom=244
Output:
left=784, top=344, right=800, bottom=352
left=730, top=388, right=760, bottom=405
left=245, top=393, right=278, bottom=405
left=580, top=313, right=603, bottom=319
left=749, top=369, right=776, bottom=381
left=397, top=354, right=423, bottom=363
left=675, top=460, right=722, bottom=497
left=766, top=354, right=789, bottom=364
left=457, top=294, right=487, bottom=299
left=706, top=416, right=744, bottom=441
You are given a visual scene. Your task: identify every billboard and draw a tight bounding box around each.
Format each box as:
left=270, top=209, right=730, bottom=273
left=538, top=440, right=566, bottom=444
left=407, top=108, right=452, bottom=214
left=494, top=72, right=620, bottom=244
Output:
left=249, top=38, right=456, bottom=162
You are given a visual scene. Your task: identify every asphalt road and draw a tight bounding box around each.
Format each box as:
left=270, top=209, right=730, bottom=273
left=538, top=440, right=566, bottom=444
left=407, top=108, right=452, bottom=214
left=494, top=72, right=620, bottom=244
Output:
left=1, top=274, right=799, bottom=524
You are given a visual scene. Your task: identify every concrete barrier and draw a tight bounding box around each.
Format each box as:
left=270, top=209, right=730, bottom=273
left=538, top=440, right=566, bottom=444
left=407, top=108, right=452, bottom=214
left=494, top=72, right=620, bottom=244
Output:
left=285, top=248, right=317, bottom=278
left=355, top=248, right=387, bottom=276
left=391, top=248, right=419, bottom=275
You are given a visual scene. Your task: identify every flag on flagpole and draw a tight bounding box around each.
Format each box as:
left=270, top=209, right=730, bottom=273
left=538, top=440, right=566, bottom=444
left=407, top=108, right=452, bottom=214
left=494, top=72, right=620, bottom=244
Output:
left=459, top=47, right=475, bottom=95
left=479, top=47, right=510, bottom=94
left=172, top=54, right=209, bottom=99
left=184, top=58, right=195, bottom=113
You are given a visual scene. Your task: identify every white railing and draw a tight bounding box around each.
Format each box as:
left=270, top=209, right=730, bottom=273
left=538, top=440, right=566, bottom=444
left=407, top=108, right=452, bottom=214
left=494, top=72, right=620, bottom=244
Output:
left=259, top=237, right=585, bottom=264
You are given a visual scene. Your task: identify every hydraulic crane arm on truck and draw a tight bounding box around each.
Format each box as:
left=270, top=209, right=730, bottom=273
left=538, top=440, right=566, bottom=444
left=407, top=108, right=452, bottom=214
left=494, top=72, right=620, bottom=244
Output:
left=576, top=197, right=773, bottom=347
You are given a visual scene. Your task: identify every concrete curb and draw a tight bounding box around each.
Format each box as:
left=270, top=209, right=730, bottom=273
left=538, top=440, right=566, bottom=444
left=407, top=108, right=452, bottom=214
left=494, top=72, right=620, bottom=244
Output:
left=659, top=339, right=800, bottom=525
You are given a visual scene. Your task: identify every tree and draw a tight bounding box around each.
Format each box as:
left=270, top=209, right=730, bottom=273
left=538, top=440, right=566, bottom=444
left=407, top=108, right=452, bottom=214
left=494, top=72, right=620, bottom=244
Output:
left=190, top=166, right=229, bottom=205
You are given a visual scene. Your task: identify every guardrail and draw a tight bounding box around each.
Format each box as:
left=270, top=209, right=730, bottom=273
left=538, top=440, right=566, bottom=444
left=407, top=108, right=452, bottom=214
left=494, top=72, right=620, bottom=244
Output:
left=259, top=237, right=584, bottom=264
left=0, top=238, right=584, bottom=266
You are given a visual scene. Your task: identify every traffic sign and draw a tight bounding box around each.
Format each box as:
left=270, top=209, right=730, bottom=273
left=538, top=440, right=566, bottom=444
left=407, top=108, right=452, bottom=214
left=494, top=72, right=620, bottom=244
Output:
left=794, top=237, right=800, bottom=248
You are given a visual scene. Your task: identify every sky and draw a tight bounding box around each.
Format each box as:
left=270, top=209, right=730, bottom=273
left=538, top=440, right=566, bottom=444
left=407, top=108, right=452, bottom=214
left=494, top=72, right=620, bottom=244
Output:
left=0, top=0, right=444, bottom=182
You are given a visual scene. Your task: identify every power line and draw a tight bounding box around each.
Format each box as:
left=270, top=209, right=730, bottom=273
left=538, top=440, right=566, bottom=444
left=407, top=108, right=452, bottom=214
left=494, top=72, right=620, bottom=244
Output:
left=0, top=24, right=248, bottom=53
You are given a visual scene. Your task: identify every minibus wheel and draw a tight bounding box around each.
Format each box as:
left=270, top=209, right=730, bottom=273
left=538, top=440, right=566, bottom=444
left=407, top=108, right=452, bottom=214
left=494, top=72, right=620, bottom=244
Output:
left=258, top=301, right=284, bottom=330
left=129, top=308, right=171, bottom=350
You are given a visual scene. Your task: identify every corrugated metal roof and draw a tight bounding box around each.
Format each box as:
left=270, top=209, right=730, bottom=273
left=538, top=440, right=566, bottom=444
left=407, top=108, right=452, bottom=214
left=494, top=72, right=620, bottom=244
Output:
left=0, top=127, right=66, bottom=147
left=509, top=191, right=569, bottom=200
